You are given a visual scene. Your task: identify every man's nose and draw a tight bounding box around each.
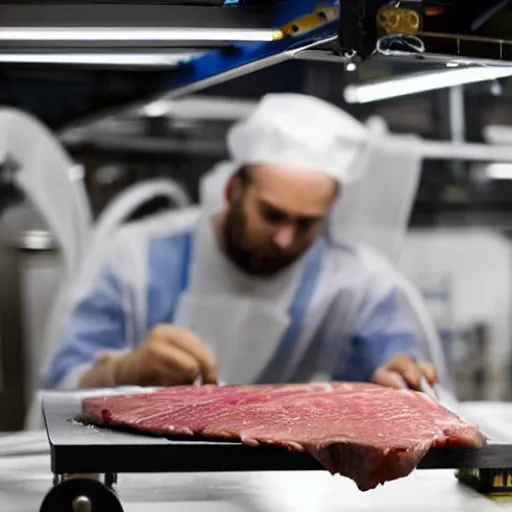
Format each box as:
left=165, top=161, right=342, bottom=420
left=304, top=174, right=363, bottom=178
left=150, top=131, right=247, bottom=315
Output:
left=273, top=225, right=296, bottom=249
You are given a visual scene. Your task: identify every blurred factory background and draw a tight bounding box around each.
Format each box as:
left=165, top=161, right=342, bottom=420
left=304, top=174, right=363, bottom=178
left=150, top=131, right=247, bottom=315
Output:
left=0, top=0, right=512, bottom=430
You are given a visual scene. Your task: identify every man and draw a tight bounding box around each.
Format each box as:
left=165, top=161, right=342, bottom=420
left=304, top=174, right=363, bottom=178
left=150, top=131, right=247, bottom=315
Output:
left=42, top=93, right=437, bottom=391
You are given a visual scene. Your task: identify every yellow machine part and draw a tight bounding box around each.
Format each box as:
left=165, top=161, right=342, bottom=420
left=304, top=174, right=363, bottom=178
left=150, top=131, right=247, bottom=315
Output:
left=457, top=468, right=512, bottom=502
left=281, top=6, right=339, bottom=37
left=487, top=470, right=512, bottom=502
left=377, top=5, right=421, bottom=36
left=281, top=3, right=442, bottom=40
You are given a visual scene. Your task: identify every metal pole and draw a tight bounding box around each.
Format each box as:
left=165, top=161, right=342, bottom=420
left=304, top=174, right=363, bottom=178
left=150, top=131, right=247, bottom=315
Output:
left=418, top=140, right=512, bottom=162
left=372, top=130, right=512, bottom=162
left=448, top=85, right=466, bottom=181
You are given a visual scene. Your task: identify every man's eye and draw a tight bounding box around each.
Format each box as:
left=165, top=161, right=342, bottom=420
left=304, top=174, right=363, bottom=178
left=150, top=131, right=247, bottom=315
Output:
left=297, top=218, right=320, bottom=231
left=262, top=208, right=286, bottom=224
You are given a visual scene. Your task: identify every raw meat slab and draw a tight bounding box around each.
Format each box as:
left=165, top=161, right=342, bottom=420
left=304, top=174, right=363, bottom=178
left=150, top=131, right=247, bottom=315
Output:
left=78, top=382, right=486, bottom=491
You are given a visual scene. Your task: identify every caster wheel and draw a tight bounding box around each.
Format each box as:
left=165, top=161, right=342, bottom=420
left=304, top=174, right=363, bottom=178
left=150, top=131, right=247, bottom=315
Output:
left=39, top=477, right=124, bottom=512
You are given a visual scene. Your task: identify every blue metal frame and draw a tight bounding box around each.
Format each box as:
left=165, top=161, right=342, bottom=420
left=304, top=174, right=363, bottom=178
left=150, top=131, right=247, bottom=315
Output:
left=160, top=0, right=340, bottom=97
left=162, top=19, right=338, bottom=95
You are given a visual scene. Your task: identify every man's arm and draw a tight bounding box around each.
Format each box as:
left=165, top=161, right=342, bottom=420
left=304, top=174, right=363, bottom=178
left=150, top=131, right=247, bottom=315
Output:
left=40, top=262, right=128, bottom=390
left=41, top=228, right=218, bottom=390
left=334, top=286, right=436, bottom=388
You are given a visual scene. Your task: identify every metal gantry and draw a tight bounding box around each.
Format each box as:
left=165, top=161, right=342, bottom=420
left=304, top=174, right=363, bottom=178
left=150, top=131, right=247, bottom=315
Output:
left=2, top=1, right=512, bottom=127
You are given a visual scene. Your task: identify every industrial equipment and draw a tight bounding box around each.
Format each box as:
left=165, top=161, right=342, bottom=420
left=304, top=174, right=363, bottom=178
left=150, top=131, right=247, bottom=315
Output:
left=1, top=1, right=512, bottom=127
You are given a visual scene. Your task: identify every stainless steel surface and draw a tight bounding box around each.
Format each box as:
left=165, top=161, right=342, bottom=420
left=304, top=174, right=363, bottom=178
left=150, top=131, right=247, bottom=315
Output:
left=0, top=456, right=502, bottom=512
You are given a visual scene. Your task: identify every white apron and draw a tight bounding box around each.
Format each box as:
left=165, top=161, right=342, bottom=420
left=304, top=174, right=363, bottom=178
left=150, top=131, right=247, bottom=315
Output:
left=172, top=212, right=306, bottom=385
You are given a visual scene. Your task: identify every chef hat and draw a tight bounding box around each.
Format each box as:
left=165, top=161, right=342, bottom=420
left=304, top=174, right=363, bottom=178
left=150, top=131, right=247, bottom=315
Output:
left=227, top=93, right=369, bottom=185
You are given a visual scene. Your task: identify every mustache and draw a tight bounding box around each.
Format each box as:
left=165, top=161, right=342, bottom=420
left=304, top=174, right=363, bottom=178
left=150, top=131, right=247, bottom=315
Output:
left=256, top=250, right=297, bottom=262
left=226, top=245, right=298, bottom=276
left=251, top=249, right=301, bottom=271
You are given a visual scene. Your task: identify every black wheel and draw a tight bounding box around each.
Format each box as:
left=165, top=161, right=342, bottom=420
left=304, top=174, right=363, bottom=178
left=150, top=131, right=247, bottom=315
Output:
left=39, top=477, right=124, bottom=512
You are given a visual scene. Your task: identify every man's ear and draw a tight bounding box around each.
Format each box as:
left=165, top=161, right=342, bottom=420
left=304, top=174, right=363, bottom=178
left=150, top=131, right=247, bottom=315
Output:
left=225, top=174, right=241, bottom=205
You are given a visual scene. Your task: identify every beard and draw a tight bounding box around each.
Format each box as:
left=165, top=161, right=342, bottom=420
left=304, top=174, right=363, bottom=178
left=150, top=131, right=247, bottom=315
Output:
left=223, top=202, right=300, bottom=277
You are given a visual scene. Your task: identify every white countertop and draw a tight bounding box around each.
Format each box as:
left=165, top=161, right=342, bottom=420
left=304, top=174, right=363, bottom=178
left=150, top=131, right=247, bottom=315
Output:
left=0, top=401, right=511, bottom=512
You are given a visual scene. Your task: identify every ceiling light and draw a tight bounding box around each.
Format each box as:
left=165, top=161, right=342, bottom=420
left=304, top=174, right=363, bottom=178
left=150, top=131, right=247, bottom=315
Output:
left=0, top=27, right=282, bottom=42
left=486, top=163, right=512, bottom=180
left=490, top=81, right=503, bottom=96
left=344, top=65, right=512, bottom=103
left=0, top=52, right=201, bottom=66
left=142, top=97, right=256, bottom=120
left=483, top=124, right=512, bottom=145
left=144, top=101, right=173, bottom=118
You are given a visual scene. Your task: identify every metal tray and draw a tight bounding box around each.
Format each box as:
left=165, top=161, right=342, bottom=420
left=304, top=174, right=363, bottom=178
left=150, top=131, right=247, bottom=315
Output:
left=43, top=393, right=512, bottom=476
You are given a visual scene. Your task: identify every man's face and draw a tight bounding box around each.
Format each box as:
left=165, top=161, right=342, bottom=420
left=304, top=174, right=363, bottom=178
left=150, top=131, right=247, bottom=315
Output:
left=223, top=164, right=338, bottom=276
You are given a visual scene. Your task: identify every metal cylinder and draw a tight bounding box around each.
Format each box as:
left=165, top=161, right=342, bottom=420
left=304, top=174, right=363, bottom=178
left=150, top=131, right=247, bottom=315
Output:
left=72, top=495, right=92, bottom=512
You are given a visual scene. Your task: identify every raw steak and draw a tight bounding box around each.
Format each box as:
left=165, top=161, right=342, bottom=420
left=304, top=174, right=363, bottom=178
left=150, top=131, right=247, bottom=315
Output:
left=78, top=382, right=485, bottom=491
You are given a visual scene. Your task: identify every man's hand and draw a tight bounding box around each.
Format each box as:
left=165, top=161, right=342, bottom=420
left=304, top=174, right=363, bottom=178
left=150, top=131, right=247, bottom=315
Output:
left=114, top=324, right=218, bottom=387
left=371, top=353, right=437, bottom=391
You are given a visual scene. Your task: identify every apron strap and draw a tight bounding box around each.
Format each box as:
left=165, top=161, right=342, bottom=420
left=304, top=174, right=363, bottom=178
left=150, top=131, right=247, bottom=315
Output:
left=254, top=241, right=324, bottom=384
left=160, top=230, right=193, bottom=325
left=179, top=230, right=193, bottom=292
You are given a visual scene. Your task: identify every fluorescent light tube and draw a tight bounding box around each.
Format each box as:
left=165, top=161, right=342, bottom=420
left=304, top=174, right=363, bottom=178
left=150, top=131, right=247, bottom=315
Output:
left=0, top=52, right=200, bottom=66
left=486, top=163, right=512, bottom=179
left=344, top=65, right=512, bottom=103
left=142, top=97, right=256, bottom=119
left=0, top=27, right=282, bottom=42
left=483, top=124, right=512, bottom=145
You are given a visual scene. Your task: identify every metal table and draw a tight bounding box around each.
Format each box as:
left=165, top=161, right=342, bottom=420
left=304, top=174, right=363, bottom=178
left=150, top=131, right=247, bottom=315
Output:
left=0, top=401, right=511, bottom=511
left=0, top=456, right=501, bottom=512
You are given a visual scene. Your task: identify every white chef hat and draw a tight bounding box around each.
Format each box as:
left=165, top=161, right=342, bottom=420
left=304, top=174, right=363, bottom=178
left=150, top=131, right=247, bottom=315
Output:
left=201, top=93, right=386, bottom=213
left=226, top=93, right=369, bottom=185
